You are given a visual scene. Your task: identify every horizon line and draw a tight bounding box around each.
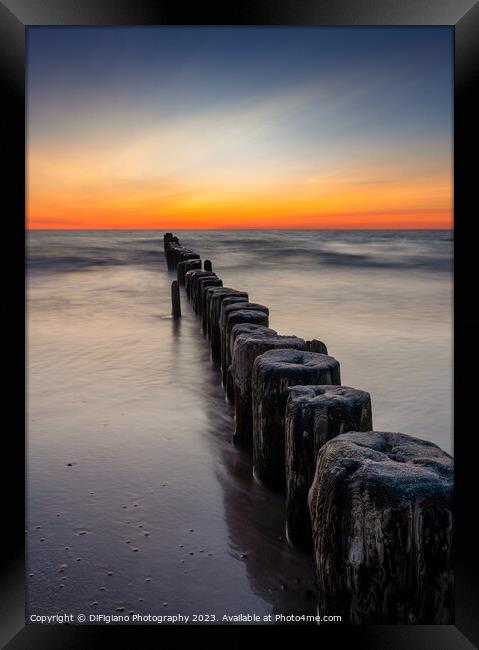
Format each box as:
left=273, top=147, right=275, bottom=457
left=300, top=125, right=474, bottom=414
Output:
left=27, top=226, right=454, bottom=232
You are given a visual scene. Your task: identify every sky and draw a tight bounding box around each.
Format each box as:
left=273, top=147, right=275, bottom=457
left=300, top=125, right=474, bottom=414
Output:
left=27, top=27, right=453, bottom=230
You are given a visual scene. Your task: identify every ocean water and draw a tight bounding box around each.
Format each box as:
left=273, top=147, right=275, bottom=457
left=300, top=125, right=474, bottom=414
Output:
left=26, top=229, right=453, bottom=622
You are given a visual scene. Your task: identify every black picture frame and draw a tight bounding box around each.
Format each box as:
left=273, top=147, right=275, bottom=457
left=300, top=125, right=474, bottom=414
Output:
left=1, top=1, right=477, bottom=647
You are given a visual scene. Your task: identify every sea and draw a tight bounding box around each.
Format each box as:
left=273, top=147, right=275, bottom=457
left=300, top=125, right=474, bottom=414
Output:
left=26, top=229, right=453, bottom=622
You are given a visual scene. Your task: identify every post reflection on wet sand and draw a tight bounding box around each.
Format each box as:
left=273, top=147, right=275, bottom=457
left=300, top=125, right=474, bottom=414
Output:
left=180, top=299, right=317, bottom=619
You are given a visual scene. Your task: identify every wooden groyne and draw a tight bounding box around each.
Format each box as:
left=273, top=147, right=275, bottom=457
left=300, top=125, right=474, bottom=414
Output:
left=163, top=232, right=454, bottom=625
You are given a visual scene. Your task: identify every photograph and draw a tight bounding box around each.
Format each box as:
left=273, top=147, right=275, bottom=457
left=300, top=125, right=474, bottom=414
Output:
left=24, top=24, right=456, bottom=628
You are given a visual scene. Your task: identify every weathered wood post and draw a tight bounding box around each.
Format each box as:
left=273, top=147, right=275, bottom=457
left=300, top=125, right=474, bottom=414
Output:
left=203, top=286, right=232, bottom=335
left=192, top=274, right=218, bottom=314
left=178, top=259, right=202, bottom=286
left=308, top=431, right=454, bottom=624
left=204, top=259, right=213, bottom=272
left=185, top=269, right=214, bottom=301
left=229, top=324, right=277, bottom=349
left=195, top=275, right=223, bottom=317
left=305, top=339, right=328, bottom=354
left=181, top=250, right=200, bottom=261
left=163, top=232, right=174, bottom=252
left=191, top=272, right=216, bottom=310
left=227, top=326, right=280, bottom=404
left=209, top=290, right=249, bottom=361
left=252, top=349, right=340, bottom=493
left=218, top=296, right=254, bottom=363
left=231, top=333, right=307, bottom=450
left=222, top=309, right=270, bottom=397
left=166, top=242, right=183, bottom=270
left=172, top=245, right=184, bottom=270
left=285, top=385, right=372, bottom=551
left=164, top=240, right=178, bottom=269
left=171, top=280, right=181, bottom=319
left=218, top=295, right=252, bottom=325
left=221, top=302, right=269, bottom=393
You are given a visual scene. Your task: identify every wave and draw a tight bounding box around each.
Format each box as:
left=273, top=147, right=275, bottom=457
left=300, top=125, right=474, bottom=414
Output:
left=27, top=230, right=452, bottom=275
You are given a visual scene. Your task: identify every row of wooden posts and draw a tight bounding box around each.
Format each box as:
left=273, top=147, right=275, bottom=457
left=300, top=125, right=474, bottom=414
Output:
left=163, top=232, right=454, bottom=625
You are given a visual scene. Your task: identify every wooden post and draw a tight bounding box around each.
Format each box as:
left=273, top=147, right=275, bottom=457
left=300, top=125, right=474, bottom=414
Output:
left=204, top=259, right=213, bottom=272
left=165, top=241, right=182, bottom=270
left=163, top=232, right=175, bottom=252
left=178, top=259, right=201, bottom=286
left=180, top=251, right=200, bottom=262
left=185, top=269, right=213, bottom=301
left=203, top=286, right=230, bottom=335
left=252, top=349, right=340, bottom=493
left=285, top=385, right=372, bottom=551
left=209, top=290, right=249, bottom=361
left=222, top=309, right=269, bottom=397
left=231, top=333, right=305, bottom=450
left=192, top=273, right=218, bottom=314
left=309, top=431, right=454, bottom=624
left=171, top=280, right=181, bottom=319
left=221, top=302, right=269, bottom=392
left=196, top=275, right=222, bottom=316
left=305, top=339, right=328, bottom=354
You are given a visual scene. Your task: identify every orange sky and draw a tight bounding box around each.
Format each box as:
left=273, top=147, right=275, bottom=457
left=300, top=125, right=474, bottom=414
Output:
left=27, top=149, right=452, bottom=229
